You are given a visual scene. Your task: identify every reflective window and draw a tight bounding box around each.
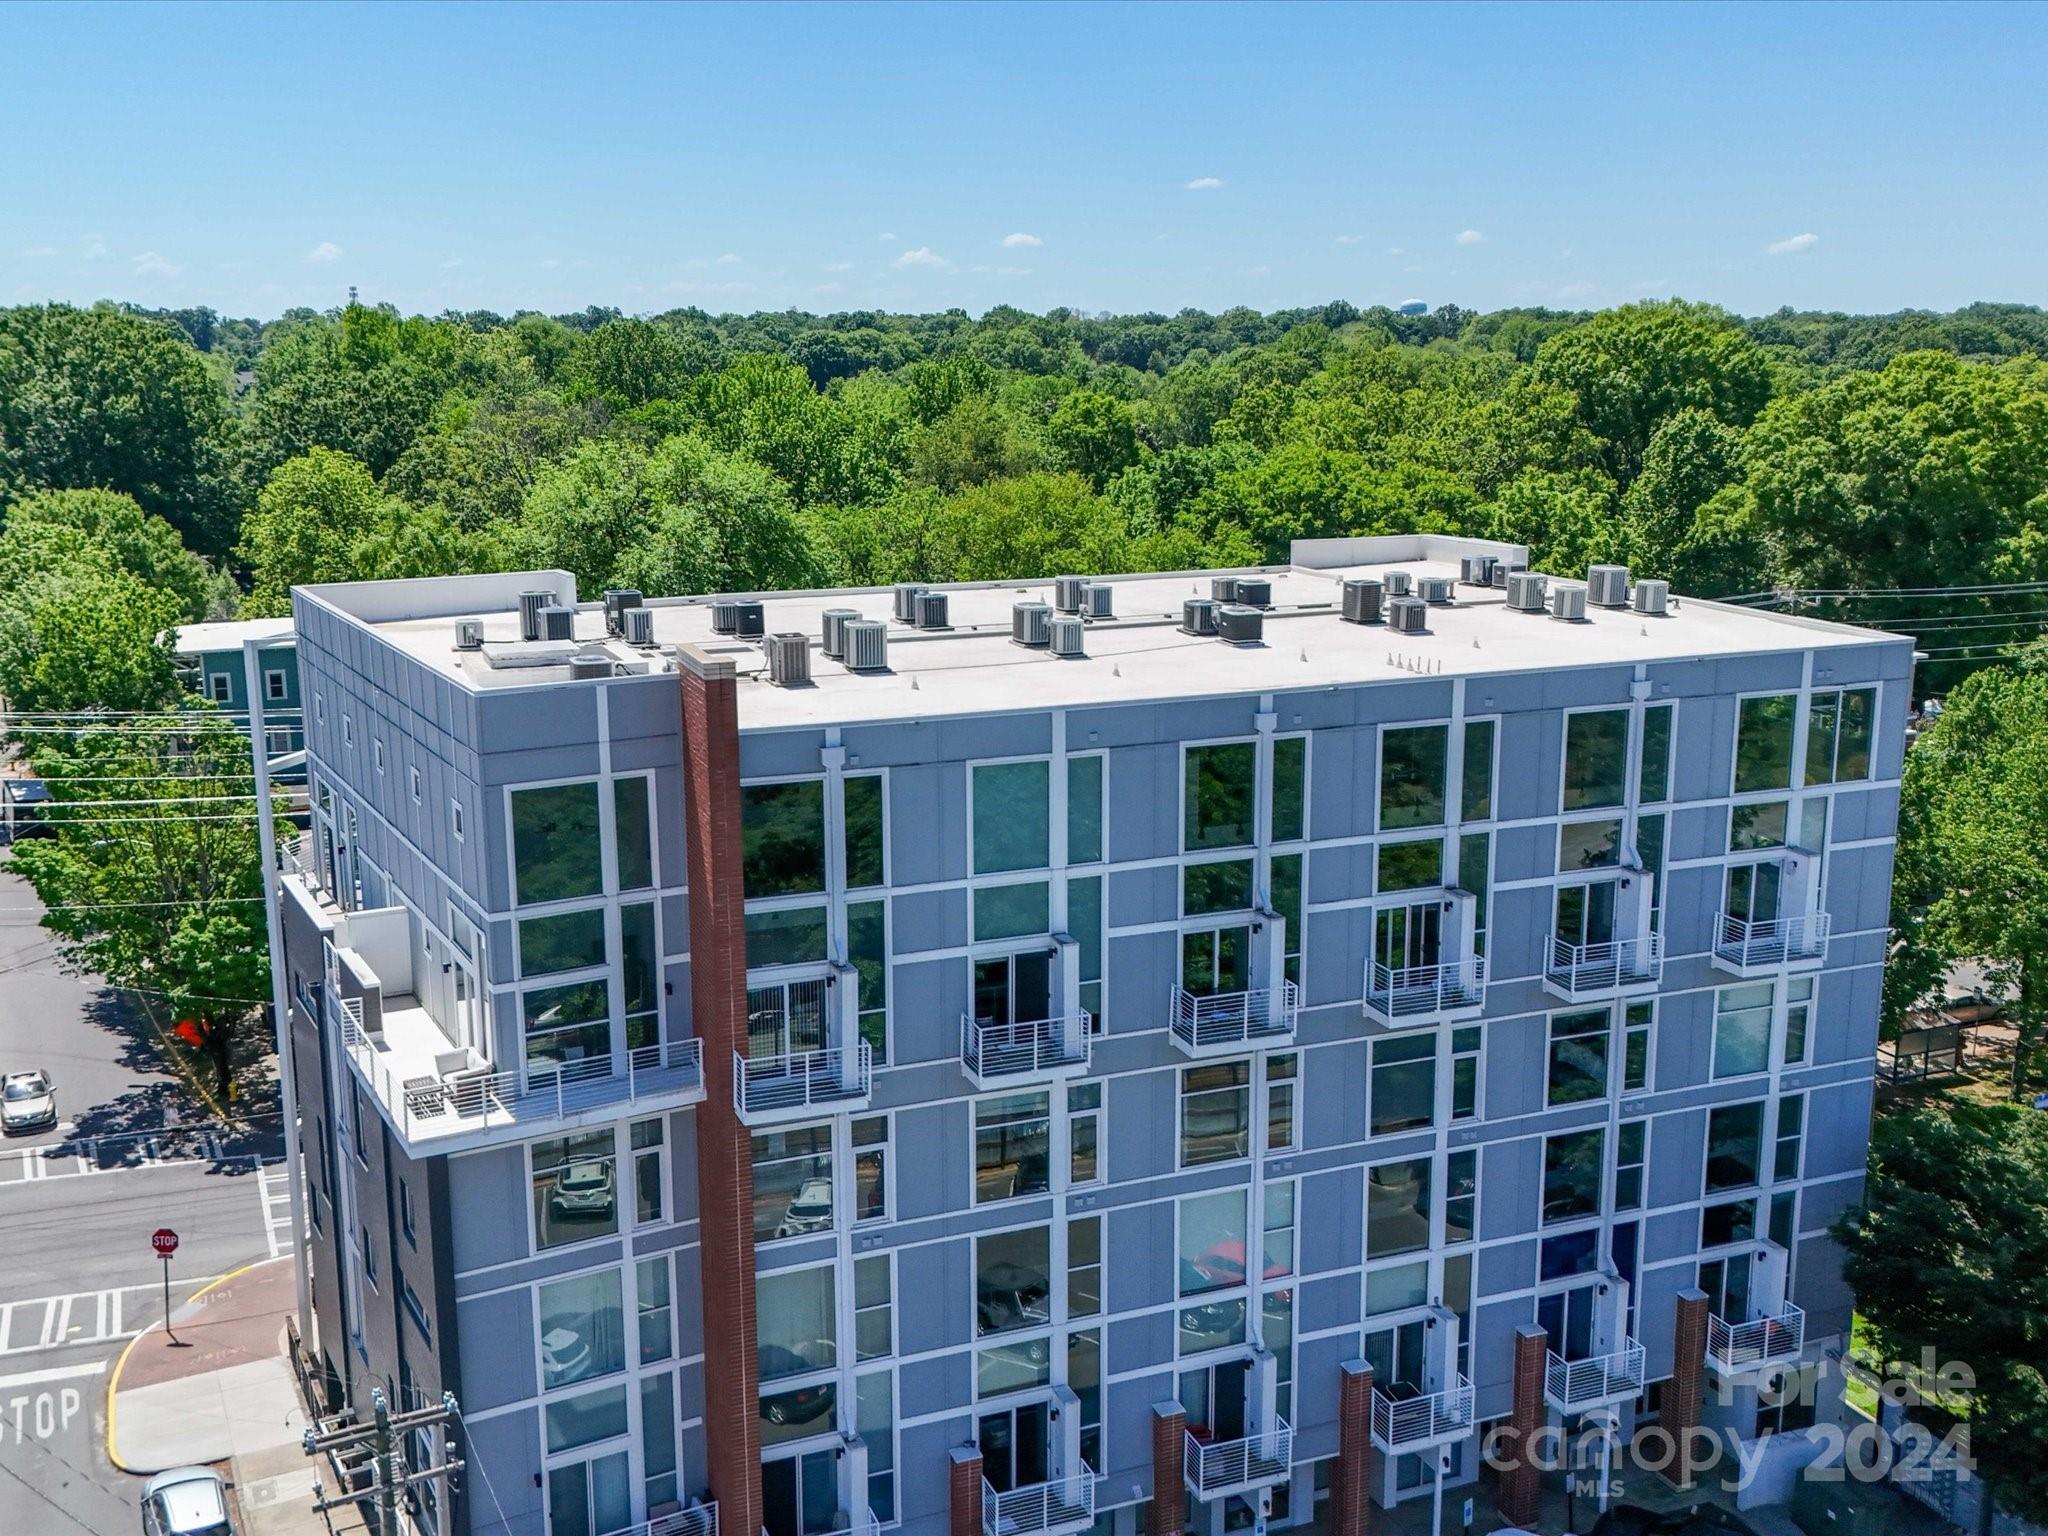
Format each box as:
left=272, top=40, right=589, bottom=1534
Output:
left=1806, top=687, right=1877, bottom=786
left=537, top=1267, right=626, bottom=1389
left=512, top=782, right=602, bottom=904
left=1377, top=837, right=1442, bottom=893
left=1461, top=720, right=1495, bottom=822
left=974, top=760, right=1051, bottom=874
left=1562, top=710, right=1629, bottom=811
left=757, top=1266, right=836, bottom=1380
left=1185, top=742, right=1258, bottom=850
left=1068, top=755, right=1103, bottom=864
left=1369, top=1033, right=1436, bottom=1136
left=1178, top=1188, right=1249, bottom=1297
left=1179, top=1061, right=1250, bottom=1167
left=1713, top=983, right=1774, bottom=1079
left=844, top=773, right=886, bottom=889
left=1705, top=1102, right=1765, bottom=1193
left=1378, top=725, right=1448, bottom=831
left=1542, top=1129, right=1605, bottom=1225
left=974, top=1092, right=1051, bottom=1204
left=523, top=981, right=610, bottom=1072
left=742, top=781, right=826, bottom=898
left=613, top=777, right=653, bottom=891
left=753, top=1125, right=835, bottom=1243
left=1444, top=1150, right=1477, bottom=1244
left=1366, top=1157, right=1433, bottom=1256
left=1735, top=695, right=1798, bottom=794
left=975, top=1226, right=1051, bottom=1337
left=1271, top=736, right=1308, bottom=842
left=1547, top=1008, right=1611, bottom=1105
left=519, top=908, right=606, bottom=977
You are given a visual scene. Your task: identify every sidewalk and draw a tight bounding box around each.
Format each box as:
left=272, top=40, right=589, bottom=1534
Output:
left=108, top=1255, right=366, bottom=1536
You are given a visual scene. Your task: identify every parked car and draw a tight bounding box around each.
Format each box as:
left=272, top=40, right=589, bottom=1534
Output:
left=758, top=1346, right=837, bottom=1425
left=141, top=1465, right=235, bottom=1536
left=0, top=1070, right=56, bottom=1135
left=2, top=778, right=53, bottom=841
left=775, top=1178, right=835, bottom=1239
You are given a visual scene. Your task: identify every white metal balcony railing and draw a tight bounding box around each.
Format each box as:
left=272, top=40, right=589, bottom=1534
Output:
left=982, top=1468, right=1096, bottom=1536
left=1364, top=957, right=1486, bottom=1020
left=961, top=1013, right=1092, bottom=1084
left=1544, top=1343, right=1646, bottom=1411
left=1369, top=1375, right=1475, bottom=1452
left=806, top=1506, right=880, bottom=1536
left=733, top=1041, right=873, bottom=1120
left=1714, top=911, right=1831, bottom=970
left=637, top=1504, right=719, bottom=1536
left=336, top=998, right=704, bottom=1144
left=1707, top=1305, right=1806, bottom=1375
left=1183, top=1419, right=1293, bottom=1498
left=1169, top=982, right=1298, bottom=1054
left=1545, top=933, right=1663, bottom=995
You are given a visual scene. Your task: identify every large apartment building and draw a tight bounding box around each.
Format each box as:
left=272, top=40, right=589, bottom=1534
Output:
left=262, top=535, right=1909, bottom=1536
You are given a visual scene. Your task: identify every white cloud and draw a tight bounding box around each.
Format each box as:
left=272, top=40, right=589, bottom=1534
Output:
left=824, top=261, right=854, bottom=273
left=716, top=252, right=741, bottom=264
left=1002, top=232, right=1043, bottom=248
left=1247, top=264, right=1271, bottom=276
left=538, top=257, right=563, bottom=269
left=131, top=250, right=179, bottom=276
left=21, top=245, right=57, bottom=258
left=894, top=246, right=945, bottom=268
left=1185, top=176, right=1224, bottom=190
left=305, top=240, right=343, bottom=263
left=997, top=265, right=1032, bottom=277
left=80, top=235, right=107, bottom=261
left=1765, top=232, right=1819, bottom=256
left=1455, top=229, right=1484, bottom=245
left=1384, top=246, right=1404, bottom=257
left=878, top=231, right=896, bottom=242
left=1335, top=234, right=1363, bottom=246
left=439, top=257, right=464, bottom=270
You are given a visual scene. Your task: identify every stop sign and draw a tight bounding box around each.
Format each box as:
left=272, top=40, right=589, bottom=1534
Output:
left=151, top=1228, right=179, bottom=1258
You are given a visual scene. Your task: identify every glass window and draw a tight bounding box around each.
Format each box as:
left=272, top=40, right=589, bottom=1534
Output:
left=1451, top=1025, right=1482, bottom=1120
left=853, top=1115, right=890, bottom=1224
left=1068, top=755, right=1103, bottom=864
left=1379, top=725, right=1448, bottom=830
left=1377, top=837, right=1442, bottom=893
left=1179, top=1188, right=1249, bottom=1297
left=978, top=1338, right=1052, bottom=1397
left=1459, top=833, right=1490, bottom=952
left=1272, top=852, right=1304, bottom=985
left=1623, top=1001, right=1653, bottom=1092
left=1069, top=1215, right=1103, bottom=1318
left=844, top=774, right=886, bottom=889
left=1638, top=703, right=1673, bottom=803
left=1183, top=858, right=1254, bottom=916
left=1702, top=1199, right=1757, bottom=1248
left=1775, top=1093, right=1805, bottom=1182
left=637, top=1254, right=672, bottom=1365
left=1185, top=742, right=1258, bottom=850
left=621, top=903, right=658, bottom=1049
left=858, top=1371, right=896, bottom=1520
left=1714, top=983, right=1774, bottom=1079
left=1366, top=1260, right=1429, bottom=1316
left=975, top=1092, right=1051, bottom=1204
left=512, top=782, right=603, bottom=904
left=1806, top=687, right=1877, bottom=786
left=1444, top=1150, right=1477, bottom=1244
left=848, top=901, right=888, bottom=1062
left=613, top=777, right=653, bottom=891
left=1838, top=687, right=1876, bottom=781
left=538, top=1267, right=627, bottom=1390
left=854, top=1255, right=892, bottom=1362
left=523, top=981, right=610, bottom=1071
left=1547, top=1008, right=1611, bottom=1105
left=742, top=781, right=826, bottom=898
left=1069, top=1330, right=1102, bottom=1471
left=1264, top=1179, right=1296, bottom=1279
left=974, top=880, right=1050, bottom=942
left=519, top=908, right=607, bottom=977
left=1068, top=875, right=1104, bottom=1026
left=1069, top=1082, right=1102, bottom=1185
left=1272, top=736, right=1307, bottom=842
left=1769, top=1192, right=1798, bottom=1255
left=1180, top=1061, right=1251, bottom=1166
left=1705, top=1102, right=1766, bottom=1193
left=1461, top=719, right=1495, bottom=822
left=974, top=760, right=1050, bottom=874
left=1735, top=695, right=1798, bottom=794
left=1729, top=801, right=1789, bottom=851
left=757, top=1266, right=836, bottom=1379
left=1267, top=1052, right=1298, bottom=1151
left=1784, top=977, right=1814, bottom=1066
left=975, top=1226, right=1051, bottom=1337
left=544, top=1385, right=629, bottom=1455
left=631, top=1118, right=664, bottom=1225
left=1563, top=710, right=1630, bottom=811
left=1615, top=1120, right=1647, bottom=1211
left=641, top=1372, right=678, bottom=1510
left=752, top=1125, right=833, bottom=1243
left=1366, top=1157, right=1433, bottom=1257
left=1559, top=818, right=1623, bottom=871
left=1370, top=1033, right=1436, bottom=1135
left=744, top=906, right=828, bottom=969
left=1542, top=1129, right=1605, bottom=1225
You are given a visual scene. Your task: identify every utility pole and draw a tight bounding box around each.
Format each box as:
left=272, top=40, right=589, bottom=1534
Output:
left=305, top=1387, right=465, bottom=1536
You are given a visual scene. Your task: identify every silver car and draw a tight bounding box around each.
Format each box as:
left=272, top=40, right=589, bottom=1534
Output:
left=141, top=1466, right=235, bottom=1536
left=0, top=1070, right=55, bottom=1135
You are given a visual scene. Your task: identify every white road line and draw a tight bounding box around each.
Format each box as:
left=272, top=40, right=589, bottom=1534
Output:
left=0, top=1278, right=223, bottom=1359
left=0, top=1359, right=108, bottom=1390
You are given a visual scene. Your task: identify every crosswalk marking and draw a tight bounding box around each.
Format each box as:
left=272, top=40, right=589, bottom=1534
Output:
left=0, top=1277, right=225, bottom=1359
left=257, top=1159, right=295, bottom=1259
left=0, top=1131, right=262, bottom=1189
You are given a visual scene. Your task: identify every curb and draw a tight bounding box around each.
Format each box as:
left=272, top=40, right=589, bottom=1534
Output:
left=133, top=990, right=234, bottom=1128
left=106, top=1259, right=270, bottom=1477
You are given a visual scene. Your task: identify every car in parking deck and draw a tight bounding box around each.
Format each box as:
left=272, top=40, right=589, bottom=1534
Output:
left=141, top=1465, right=236, bottom=1535
left=0, top=1070, right=56, bottom=1135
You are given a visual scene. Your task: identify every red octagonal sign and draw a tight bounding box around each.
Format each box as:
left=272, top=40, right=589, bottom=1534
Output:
left=151, top=1228, right=179, bottom=1258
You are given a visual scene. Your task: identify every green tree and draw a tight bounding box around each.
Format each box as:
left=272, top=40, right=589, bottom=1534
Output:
left=1612, top=409, right=1770, bottom=595
left=572, top=318, right=714, bottom=409
left=1046, top=389, right=1140, bottom=490
left=1837, top=1102, right=2048, bottom=1521
left=618, top=434, right=818, bottom=595
left=0, top=487, right=214, bottom=622
left=0, top=564, right=182, bottom=715
left=240, top=449, right=393, bottom=612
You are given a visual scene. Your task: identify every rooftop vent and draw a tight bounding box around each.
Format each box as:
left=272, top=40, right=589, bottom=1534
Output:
left=843, top=619, right=889, bottom=672
left=732, top=601, right=765, bottom=640
left=1383, top=570, right=1413, bottom=599
left=1050, top=615, right=1086, bottom=657
left=1587, top=564, right=1631, bottom=609
left=1551, top=585, right=1588, bottom=622
left=1232, top=577, right=1273, bottom=609
left=710, top=600, right=741, bottom=635
left=623, top=607, right=656, bottom=647
left=1210, top=576, right=1239, bottom=604
left=1080, top=582, right=1114, bottom=619
left=1461, top=555, right=1497, bottom=586
left=1012, top=601, right=1052, bottom=648
left=1387, top=596, right=1429, bottom=635
left=518, top=590, right=553, bottom=642
left=1181, top=598, right=1219, bottom=636
left=821, top=607, right=860, bottom=659
left=1419, top=575, right=1456, bottom=606
left=1632, top=580, right=1670, bottom=617
left=542, top=606, right=575, bottom=642
left=914, top=591, right=950, bottom=630
left=766, top=632, right=811, bottom=687
left=1342, top=578, right=1385, bottom=625
left=1054, top=576, right=1087, bottom=615
left=568, top=650, right=615, bottom=680
left=1491, top=561, right=1525, bottom=590
left=892, top=584, right=928, bottom=624
left=602, top=589, right=643, bottom=635
left=1216, top=604, right=1264, bottom=646
left=1505, top=572, right=1548, bottom=613
left=453, top=619, right=484, bottom=651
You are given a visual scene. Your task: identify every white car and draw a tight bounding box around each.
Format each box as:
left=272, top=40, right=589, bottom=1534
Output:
left=141, top=1465, right=235, bottom=1536
left=776, top=1178, right=834, bottom=1238
left=0, top=1070, right=55, bottom=1135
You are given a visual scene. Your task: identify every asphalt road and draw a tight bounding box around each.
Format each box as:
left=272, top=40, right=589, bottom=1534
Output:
left=0, top=860, right=286, bottom=1535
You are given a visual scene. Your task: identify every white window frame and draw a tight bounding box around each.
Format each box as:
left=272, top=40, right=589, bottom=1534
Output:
left=265, top=667, right=288, bottom=702
left=1372, top=718, right=1455, bottom=837
left=205, top=671, right=232, bottom=703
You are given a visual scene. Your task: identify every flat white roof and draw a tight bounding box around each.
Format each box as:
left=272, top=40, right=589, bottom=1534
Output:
left=298, top=537, right=1906, bottom=731
left=171, top=616, right=296, bottom=655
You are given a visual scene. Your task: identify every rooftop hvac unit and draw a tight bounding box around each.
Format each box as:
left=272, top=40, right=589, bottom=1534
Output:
left=710, top=600, right=741, bottom=635
left=623, top=607, right=656, bottom=647
left=1012, top=601, right=1052, bottom=648
left=1054, top=575, right=1087, bottom=614
left=1383, top=570, right=1413, bottom=598
left=1049, top=615, right=1086, bottom=657
left=1505, top=572, right=1548, bottom=613
left=732, top=601, right=765, bottom=639
left=518, top=590, right=553, bottom=642
left=914, top=591, right=950, bottom=629
left=453, top=619, right=484, bottom=651
left=1461, top=555, right=1497, bottom=586
left=1491, top=561, right=1525, bottom=590
left=766, top=632, right=812, bottom=687
left=1182, top=597, right=1219, bottom=636
left=542, top=606, right=575, bottom=642
left=602, top=589, right=643, bottom=635
left=1419, top=575, right=1456, bottom=605
left=1551, top=585, right=1588, bottom=622
left=1632, top=580, right=1670, bottom=617
left=1216, top=604, right=1265, bottom=646
left=1342, top=578, right=1385, bottom=624
left=1587, top=564, right=1631, bottom=609
left=821, top=608, right=860, bottom=659
left=1080, top=582, right=1114, bottom=619
left=1210, top=576, right=1240, bottom=604
left=892, top=584, right=928, bottom=624
left=1232, top=577, right=1273, bottom=609
left=568, top=651, right=614, bottom=680
left=843, top=619, right=890, bottom=672
left=1387, top=596, right=1429, bottom=634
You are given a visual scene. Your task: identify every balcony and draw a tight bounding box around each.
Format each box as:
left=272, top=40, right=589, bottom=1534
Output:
left=635, top=1505, right=719, bottom=1536
left=1183, top=1419, right=1293, bottom=1500
left=1706, top=1304, right=1806, bottom=1380
left=1543, top=934, right=1663, bottom=1003
left=733, top=1042, right=873, bottom=1126
left=1363, top=958, right=1485, bottom=1027
left=1369, top=1374, right=1474, bottom=1453
left=1169, top=983, right=1298, bottom=1058
left=961, top=1014, right=1092, bottom=1090
left=982, top=1468, right=1096, bottom=1536
left=1712, top=911, right=1831, bottom=978
left=335, top=997, right=704, bottom=1155
left=1543, top=1343, right=1646, bottom=1413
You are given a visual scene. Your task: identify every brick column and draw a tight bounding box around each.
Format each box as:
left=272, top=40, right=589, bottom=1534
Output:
left=1499, top=1324, right=1548, bottom=1527
left=1666, top=1288, right=1710, bottom=1488
left=680, top=647, right=762, bottom=1536
left=950, top=1447, right=985, bottom=1536
left=1331, top=1360, right=1374, bottom=1536
left=1151, top=1402, right=1187, bottom=1536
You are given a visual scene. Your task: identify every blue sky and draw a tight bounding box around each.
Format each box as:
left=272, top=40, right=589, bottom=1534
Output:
left=2, top=1, right=2043, bottom=320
